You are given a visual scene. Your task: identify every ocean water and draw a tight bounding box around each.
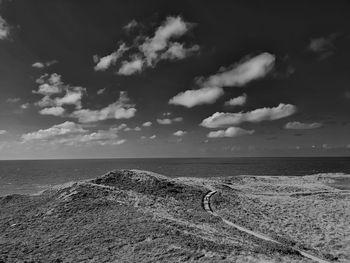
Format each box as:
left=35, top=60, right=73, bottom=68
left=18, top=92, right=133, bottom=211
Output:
left=0, top=157, right=350, bottom=196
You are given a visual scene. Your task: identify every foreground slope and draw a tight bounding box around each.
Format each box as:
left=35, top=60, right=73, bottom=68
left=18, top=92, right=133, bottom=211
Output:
left=0, top=170, right=348, bottom=262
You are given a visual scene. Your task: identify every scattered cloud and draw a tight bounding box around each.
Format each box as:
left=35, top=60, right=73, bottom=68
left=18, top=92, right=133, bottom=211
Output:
left=39, top=106, right=65, bottom=116
left=224, top=93, right=247, bottom=107
left=207, top=127, right=254, bottom=138
left=32, top=60, right=58, bottom=69
left=200, top=53, right=275, bottom=88
left=284, top=121, right=322, bottom=130
left=160, top=42, right=200, bottom=61
left=71, top=91, right=136, bottom=123
left=173, top=130, right=186, bottom=136
left=21, top=121, right=87, bottom=142
left=308, top=33, right=339, bottom=60
left=94, top=43, right=128, bottom=71
left=123, top=19, right=138, bottom=32
left=6, top=97, right=21, bottom=103
left=142, top=121, right=152, bottom=127
left=0, top=130, right=7, bottom=135
left=157, top=117, right=183, bottom=125
left=97, top=88, right=106, bottom=95
left=169, top=86, right=224, bottom=108
left=117, top=57, right=143, bottom=75
left=0, top=14, right=10, bottom=40
left=201, top=103, right=296, bottom=128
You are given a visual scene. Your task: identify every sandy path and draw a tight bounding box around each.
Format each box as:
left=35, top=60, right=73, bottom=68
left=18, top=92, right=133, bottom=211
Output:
left=203, top=190, right=332, bottom=263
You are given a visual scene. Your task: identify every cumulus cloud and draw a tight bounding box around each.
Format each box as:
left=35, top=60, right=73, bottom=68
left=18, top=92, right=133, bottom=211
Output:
left=33, top=73, right=86, bottom=115
left=160, top=42, right=200, bottom=60
left=224, top=94, right=247, bottom=107
left=32, top=60, right=58, bottom=69
left=94, top=43, right=128, bottom=71
left=123, top=19, right=138, bottom=32
left=308, top=33, right=339, bottom=60
left=169, top=86, right=224, bottom=108
left=201, top=53, right=275, bottom=88
left=149, top=135, right=156, bottom=139
left=207, top=127, right=255, bottom=138
left=117, top=57, right=143, bottom=75
left=39, top=106, right=65, bottom=116
left=21, top=121, right=87, bottom=142
left=173, top=130, right=186, bottom=136
left=157, top=117, right=183, bottom=125
left=0, top=130, right=7, bottom=135
left=21, top=103, right=30, bottom=109
left=0, top=15, right=10, bottom=40
left=284, top=121, right=322, bottom=130
left=201, top=103, right=296, bottom=128
left=71, top=91, right=136, bottom=123
left=142, top=121, right=152, bottom=127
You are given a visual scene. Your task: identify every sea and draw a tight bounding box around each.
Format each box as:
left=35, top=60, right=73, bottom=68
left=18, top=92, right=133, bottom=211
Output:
left=1, top=157, right=350, bottom=196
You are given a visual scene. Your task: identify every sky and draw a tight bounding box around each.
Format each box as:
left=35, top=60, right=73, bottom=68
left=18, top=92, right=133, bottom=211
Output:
left=0, top=0, right=350, bottom=159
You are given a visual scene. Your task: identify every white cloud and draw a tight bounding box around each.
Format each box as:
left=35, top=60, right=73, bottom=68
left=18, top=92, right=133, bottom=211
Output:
left=160, top=42, right=199, bottom=60
left=21, top=121, right=87, bottom=142
left=284, top=121, right=322, bottom=130
left=0, top=130, right=7, bottom=135
left=21, top=103, right=30, bottom=109
left=71, top=91, right=136, bottom=123
left=55, top=87, right=85, bottom=109
left=97, top=88, right=106, bottom=95
left=173, top=130, right=186, bottom=136
left=157, top=117, right=183, bottom=125
left=94, top=43, right=128, bottom=71
left=141, top=16, right=191, bottom=65
left=142, top=121, right=152, bottom=127
left=39, top=106, right=65, bottom=116
left=117, top=57, right=143, bottom=75
left=123, top=19, right=138, bottom=32
left=201, top=53, right=275, bottom=88
left=0, top=15, right=10, bottom=40
left=149, top=135, right=156, bottom=139
left=207, top=127, right=254, bottom=138
left=224, top=94, right=247, bottom=107
left=201, top=103, right=296, bottom=128
left=134, top=126, right=141, bottom=131
left=32, top=60, right=58, bottom=69
left=169, top=86, right=224, bottom=108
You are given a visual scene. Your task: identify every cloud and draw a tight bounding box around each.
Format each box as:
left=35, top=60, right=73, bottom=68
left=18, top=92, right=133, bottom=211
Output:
left=33, top=73, right=85, bottom=112
left=173, top=130, right=186, bottom=136
left=141, top=16, right=192, bottom=66
left=201, top=103, right=296, bottom=128
left=201, top=53, right=275, bottom=88
left=169, top=86, right=224, bottom=108
left=0, top=15, right=10, bottom=40
left=134, top=126, right=141, bottom=131
left=94, top=43, right=128, bottom=71
left=160, top=42, right=199, bottom=60
left=207, top=127, right=254, bottom=138
left=157, top=117, right=183, bottom=125
left=21, top=121, right=87, bottom=142
left=39, top=106, right=65, bottom=116
left=0, top=130, right=7, bottom=135
left=308, top=33, right=339, bottom=60
left=97, top=88, right=105, bottom=95
left=142, top=121, right=152, bottom=127
left=71, top=91, right=136, bottom=123
left=123, top=19, right=138, bottom=32
left=32, top=60, right=58, bottom=69
left=169, top=53, right=274, bottom=108
left=21, top=103, right=30, bottom=109
left=117, top=57, right=143, bottom=75
left=224, top=94, right=247, bottom=107
left=149, top=135, right=156, bottom=139
left=6, top=97, right=21, bottom=103
left=284, top=121, right=322, bottom=130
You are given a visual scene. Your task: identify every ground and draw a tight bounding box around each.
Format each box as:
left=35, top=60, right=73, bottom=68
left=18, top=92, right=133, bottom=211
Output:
left=0, top=170, right=349, bottom=262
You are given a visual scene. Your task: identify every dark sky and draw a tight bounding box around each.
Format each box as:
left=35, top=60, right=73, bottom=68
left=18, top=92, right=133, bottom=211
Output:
left=0, top=0, right=349, bottom=159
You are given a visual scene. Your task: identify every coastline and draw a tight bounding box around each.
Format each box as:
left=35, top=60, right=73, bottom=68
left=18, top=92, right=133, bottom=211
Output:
left=1, top=170, right=349, bottom=262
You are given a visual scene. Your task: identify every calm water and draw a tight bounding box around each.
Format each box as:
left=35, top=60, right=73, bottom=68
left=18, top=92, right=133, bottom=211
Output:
left=1, top=157, right=350, bottom=196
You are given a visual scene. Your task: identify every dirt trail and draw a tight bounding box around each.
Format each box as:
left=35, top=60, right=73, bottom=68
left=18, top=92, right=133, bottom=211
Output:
left=203, top=190, right=332, bottom=263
